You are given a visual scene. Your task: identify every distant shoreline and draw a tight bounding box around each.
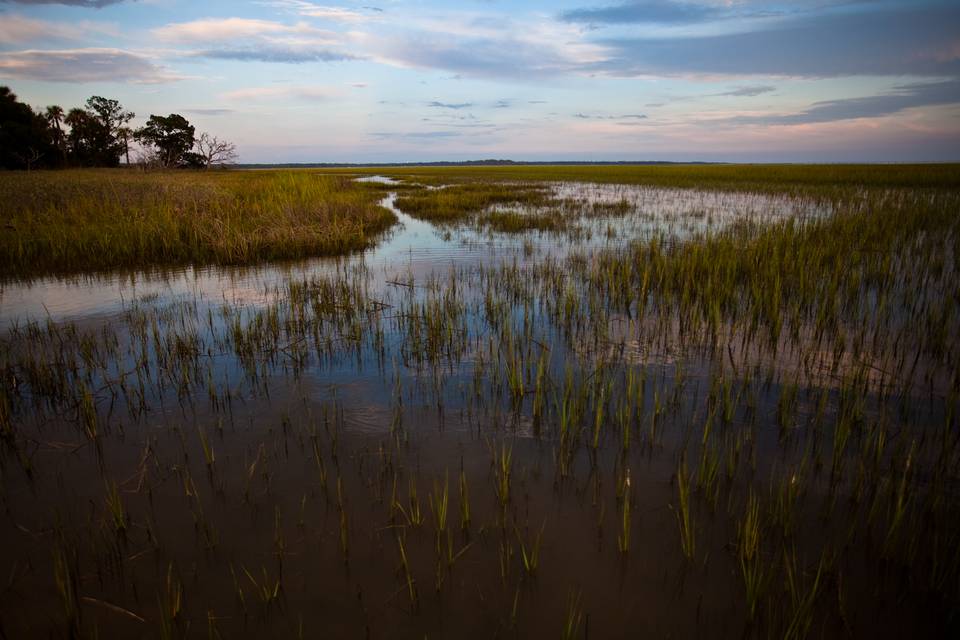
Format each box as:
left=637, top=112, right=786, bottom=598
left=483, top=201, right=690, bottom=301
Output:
left=237, top=160, right=723, bottom=169
left=235, top=160, right=954, bottom=169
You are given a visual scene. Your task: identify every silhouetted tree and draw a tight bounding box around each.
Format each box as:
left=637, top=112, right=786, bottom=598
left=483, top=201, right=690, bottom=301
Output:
left=83, top=96, right=134, bottom=167
left=135, top=114, right=196, bottom=168
left=117, top=126, right=134, bottom=165
left=0, top=86, right=54, bottom=170
left=44, top=105, right=66, bottom=163
left=64, top=107, right=101, bottom=166
left=1, top=85, right=234, bottom=171
left=180, top=151, right=206, bottom=169
left=61, top=98, right=134, bottom=167
left=195, top=132, right=238, bottom=168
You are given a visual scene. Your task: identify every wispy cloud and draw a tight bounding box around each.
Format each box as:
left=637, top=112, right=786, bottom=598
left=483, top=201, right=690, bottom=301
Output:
left=222, top=85, right=340, bottom=102
left=154, top=18, right=337, bottom=44
left=0, top=0, right=128, bottom=7
left=154, top=17, right=356, bottom=64
left=0, top=14, right=118, bottom=44
left=190, top=47, right=355, bottom=63
left=591, top=3, right=960, bottom=77
left=574, top=112, right=647, bottom=120
left=718, top=85, right=776, bottom=97
left=368, top=33, right=602, bottom=80
left=723, top=80, right=960, bottom=126
left=561, top=0, right=724, bottom=25
left=0, top=48, right=179, bottom=83
left=357, top=11, right=607, bottom=80
left=427, top=101, right=473, bottom=109
left=642, top=85, right=778, bottom=107
left=270, top=1, right=383, bottom=23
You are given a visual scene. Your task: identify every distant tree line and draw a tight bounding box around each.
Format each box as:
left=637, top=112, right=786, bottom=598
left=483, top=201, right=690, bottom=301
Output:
left=1, top=86, right=237, bottom=170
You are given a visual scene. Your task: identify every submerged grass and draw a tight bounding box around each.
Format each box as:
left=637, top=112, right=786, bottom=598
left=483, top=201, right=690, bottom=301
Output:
left=392, top=182, right=551, bottom=223
left=0, top=169, right=396, bottom=277
left=485, top=208, right=563, bottom=233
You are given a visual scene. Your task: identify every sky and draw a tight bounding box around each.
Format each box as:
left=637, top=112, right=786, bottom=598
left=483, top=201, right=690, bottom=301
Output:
left=0, top=0, right=958, bottom=163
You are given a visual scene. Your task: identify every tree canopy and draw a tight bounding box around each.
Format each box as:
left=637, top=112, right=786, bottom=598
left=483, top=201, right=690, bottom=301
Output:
left=0, top=87, right=55, bottom=170
left=135, top=114, right=196, bottom=168
left=0, top=85, right=237, bottom=170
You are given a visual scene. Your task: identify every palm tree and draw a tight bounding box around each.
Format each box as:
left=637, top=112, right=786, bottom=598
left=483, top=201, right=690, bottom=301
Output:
left=45, top=105, right=65, bottom=160
left=64, top=107, right=89, bottom=161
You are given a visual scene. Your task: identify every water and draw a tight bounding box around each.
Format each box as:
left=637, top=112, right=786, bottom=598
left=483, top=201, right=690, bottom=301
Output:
left=0, top=182, right=830, bottom=327
left=0, top=179, right=951, bottom=638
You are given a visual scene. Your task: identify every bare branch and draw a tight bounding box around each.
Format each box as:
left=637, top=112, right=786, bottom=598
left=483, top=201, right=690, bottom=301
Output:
left=195, top=132, right=238, bottom=169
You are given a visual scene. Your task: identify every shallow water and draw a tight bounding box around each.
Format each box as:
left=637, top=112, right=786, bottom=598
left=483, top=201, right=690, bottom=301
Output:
left=0, top=182, right=829, bottom=327
left=0, top=179, right=954, bottom=639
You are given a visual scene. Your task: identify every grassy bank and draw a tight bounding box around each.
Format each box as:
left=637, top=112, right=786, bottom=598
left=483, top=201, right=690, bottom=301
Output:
left=3, top=164, right=956, bottom=279
left=0, top=169, right=396, bottom=278
left=336, top=162, right=960, bottom=193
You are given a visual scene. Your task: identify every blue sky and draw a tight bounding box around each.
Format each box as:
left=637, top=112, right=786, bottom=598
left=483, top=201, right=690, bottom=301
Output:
left=1, top=0, right=958, bottom=162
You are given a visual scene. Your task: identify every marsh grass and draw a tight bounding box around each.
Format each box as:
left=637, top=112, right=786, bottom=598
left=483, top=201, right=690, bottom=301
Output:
left=392, top=182, right=552, bottom=223
left=562, top=590, right=584, bottom=640
left=337, top=163, right=960, bottom=193
left=485, top=208, right=563, bottom=233
left=675, top=458, right=696, bottom=560
left=0, top=169, right=396, bottom=277
left=738, top=492, right=766, bottom=620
